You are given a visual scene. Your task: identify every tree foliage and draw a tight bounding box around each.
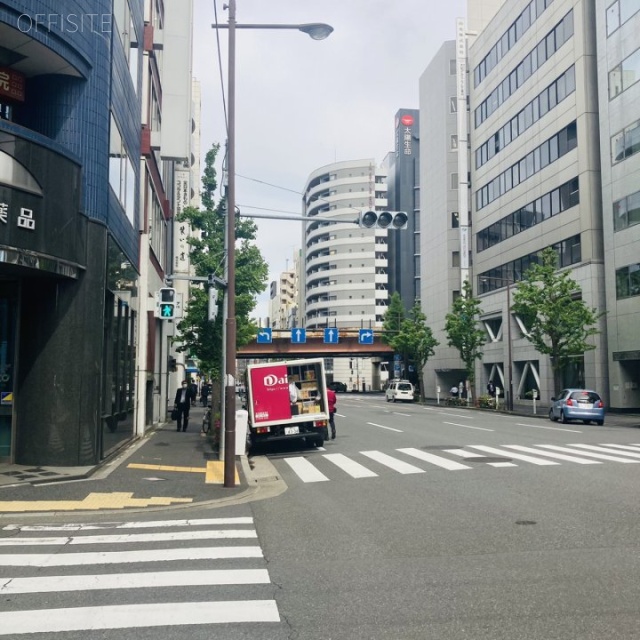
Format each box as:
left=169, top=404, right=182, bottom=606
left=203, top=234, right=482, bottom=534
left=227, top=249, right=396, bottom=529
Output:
left=175, top=144, right=269, bottom=376
left=511, top=247, right=601, bottom=393
left=444, top=279, right=485, bottom=392
left=386, top=303, right=438, bottom=401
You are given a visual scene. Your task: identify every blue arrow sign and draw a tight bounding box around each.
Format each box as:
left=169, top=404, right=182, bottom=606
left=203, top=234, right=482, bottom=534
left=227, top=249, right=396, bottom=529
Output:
left=291, top=328, right=307, bottom=344
left=358, top=329, right=374, bottom=344
left=256, top=328, right=272, bottom=344
left=324, top=328, right=339, bottom=344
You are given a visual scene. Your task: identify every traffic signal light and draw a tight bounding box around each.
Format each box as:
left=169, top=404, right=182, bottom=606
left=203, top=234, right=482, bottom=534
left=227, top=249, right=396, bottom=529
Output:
left=168, top=356, right=177, bottom=372
left=358, top=210, right=408, bottom=229
left=159, top=287, right=176, bottom=319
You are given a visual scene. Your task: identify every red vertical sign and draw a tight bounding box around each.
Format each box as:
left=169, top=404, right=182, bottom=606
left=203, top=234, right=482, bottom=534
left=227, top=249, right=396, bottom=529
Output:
left=250, top=365, right=292, bottom=424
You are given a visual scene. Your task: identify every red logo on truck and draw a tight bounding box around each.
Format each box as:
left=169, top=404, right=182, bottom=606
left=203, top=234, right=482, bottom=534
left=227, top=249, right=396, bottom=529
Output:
left=250, top=365, right=292, bottom=423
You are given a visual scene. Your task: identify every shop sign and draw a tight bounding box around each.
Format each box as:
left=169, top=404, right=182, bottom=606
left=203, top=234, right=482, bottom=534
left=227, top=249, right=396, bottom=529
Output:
left=0, top=67, right=25, bottom=102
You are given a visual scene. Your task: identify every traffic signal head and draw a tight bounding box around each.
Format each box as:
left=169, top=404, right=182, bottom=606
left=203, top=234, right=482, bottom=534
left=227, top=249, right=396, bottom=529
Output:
left=358, top=210, right=408, bottom=229
left=168, top=356, right=177, bottom=372
left=159, top=287, right=176, bottom=319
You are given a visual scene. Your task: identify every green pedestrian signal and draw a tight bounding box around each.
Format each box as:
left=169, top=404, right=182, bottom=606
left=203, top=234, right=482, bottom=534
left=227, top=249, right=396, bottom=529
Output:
left=159, top=288, right=176, bottom=319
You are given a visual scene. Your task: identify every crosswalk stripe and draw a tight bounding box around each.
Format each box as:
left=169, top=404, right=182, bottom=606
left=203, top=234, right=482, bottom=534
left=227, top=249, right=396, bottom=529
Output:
left=0, top=600, right=281, bottom=634
left=0, top=546, right=264, bottom=567
left=2, top=517, right=254, bottom=532
left=445, top=448, right=517, bottom=467
left=600, top=444, right=640, bottom=453
left=397, top=448, right=472, bottom=470
left=568, top=444, right=640, bottom=459
left=0, top=569, right=271, bottom=594
left=322, top=453, right=378, bottom=478
left=468, top=445, right=560, bottom=466
left=502, top=445, right=602, bottom=464
left=535, top=445, right=640, bottom=463
left=360, top=451, right=425, bottom=474
left=0, top=529, right=257, bottom=547
left=283, top=457, right=330, bottom=482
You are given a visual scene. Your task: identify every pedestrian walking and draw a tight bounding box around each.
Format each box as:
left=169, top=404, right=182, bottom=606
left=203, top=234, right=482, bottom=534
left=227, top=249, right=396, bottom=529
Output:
left=174, top=379, right=195, bottom=432
left=487, top=380, right=496, bottom=396
left=327, top=386, right=337, bottom=439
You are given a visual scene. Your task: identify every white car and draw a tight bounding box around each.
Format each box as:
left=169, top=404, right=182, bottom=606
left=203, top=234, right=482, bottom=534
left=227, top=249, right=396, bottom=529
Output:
left=385, top=380, right=415, bottom=402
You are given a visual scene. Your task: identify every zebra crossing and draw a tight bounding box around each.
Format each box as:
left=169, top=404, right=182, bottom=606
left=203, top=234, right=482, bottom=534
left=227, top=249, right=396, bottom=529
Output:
left=0, top=516, right=281, bottom=636
left=274, top=443, right=640, bottom=484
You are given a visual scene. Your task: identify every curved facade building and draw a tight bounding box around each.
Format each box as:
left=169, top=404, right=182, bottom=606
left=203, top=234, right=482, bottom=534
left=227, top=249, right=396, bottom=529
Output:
left=303, top=159, right=389, bottom=330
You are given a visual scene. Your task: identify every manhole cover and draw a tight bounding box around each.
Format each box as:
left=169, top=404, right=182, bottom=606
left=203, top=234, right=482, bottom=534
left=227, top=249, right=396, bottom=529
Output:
left=463, top=456, right=512, bottom=463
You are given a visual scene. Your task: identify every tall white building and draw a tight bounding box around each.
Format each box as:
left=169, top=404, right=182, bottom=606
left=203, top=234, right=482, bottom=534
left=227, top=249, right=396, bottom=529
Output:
left=302, top=159, right=388, bottom=390
left=595, top=0, right=640, bottom=410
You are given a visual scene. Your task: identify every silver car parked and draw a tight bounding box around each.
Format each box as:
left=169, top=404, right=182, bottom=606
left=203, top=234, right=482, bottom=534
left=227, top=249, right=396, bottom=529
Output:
left=549, top=389, right=605, bottom=425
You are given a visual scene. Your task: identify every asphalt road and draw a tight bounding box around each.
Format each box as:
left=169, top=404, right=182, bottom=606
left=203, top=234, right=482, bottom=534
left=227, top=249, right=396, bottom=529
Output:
left=1, top=396, right=639, bottom=638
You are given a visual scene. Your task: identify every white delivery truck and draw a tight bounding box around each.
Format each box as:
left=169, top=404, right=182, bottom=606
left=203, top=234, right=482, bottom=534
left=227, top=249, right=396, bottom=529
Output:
left=245, top=358, right=330, bottom=449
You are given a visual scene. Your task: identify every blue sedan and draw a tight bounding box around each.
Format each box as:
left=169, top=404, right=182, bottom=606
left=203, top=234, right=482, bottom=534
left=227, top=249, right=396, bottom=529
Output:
left=549, top=389, right=605, bottom=425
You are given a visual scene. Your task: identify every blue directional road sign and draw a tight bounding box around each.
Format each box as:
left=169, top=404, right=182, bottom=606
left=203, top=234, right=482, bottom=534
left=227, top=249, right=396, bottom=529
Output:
left=324, top=328, right=339, bottom=344
left=291, top=328, right=307, bottom=344
left=256, top=328, right=272, bottom=344
left=359, top=329, right=374, bottom=344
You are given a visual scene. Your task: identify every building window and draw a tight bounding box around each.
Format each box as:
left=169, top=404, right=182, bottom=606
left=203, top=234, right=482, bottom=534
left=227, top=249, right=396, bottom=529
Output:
left=109, top=114, right=136, bottom=226
left=613, top=189, right=640, bottom=231
left=607, top=0, right=640, bottom=36
left=449, top=97, right=457, bottom=113
left=609, top=48, right=640, bottom=100
left=452, top=251, right=460, bottom=267
left=611, top=117, right=640, bottom=163
left=450, top=173, right=459, bottom=190
left=616, top=263, right=640, bottom=298
left=452, top=211, right=460, bottom=229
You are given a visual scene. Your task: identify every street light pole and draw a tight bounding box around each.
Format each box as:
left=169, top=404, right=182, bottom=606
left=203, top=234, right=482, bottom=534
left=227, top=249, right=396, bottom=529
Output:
left=220, top=3, right=332, bottom=488
left=223, top=0, right=237, bottom=487
left=506, top=281, right=513, bottom=412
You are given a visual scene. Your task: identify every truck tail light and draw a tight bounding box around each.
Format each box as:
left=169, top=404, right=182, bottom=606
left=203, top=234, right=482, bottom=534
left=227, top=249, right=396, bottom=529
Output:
left=313, top=420, right=327, bottom=428
left=256, top=427, right=270, bottom=434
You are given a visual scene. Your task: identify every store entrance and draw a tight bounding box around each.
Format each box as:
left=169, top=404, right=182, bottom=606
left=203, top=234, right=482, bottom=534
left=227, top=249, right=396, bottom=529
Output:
left=0, top=281, right=18, bottom=461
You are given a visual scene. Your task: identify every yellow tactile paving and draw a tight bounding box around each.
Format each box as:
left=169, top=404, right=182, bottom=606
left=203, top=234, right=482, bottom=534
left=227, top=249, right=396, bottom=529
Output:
left=205, top=460, right=240, bottom=485
left=0, top=492, right=193, bottom=513
left=127, top=463, right=206, bottom=474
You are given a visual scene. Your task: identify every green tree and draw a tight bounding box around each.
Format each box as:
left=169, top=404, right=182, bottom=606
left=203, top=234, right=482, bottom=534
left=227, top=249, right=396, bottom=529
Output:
left=444, top=279, right=485, bottom=397
left=511, top=247, right=601, bottom=394
left=387, top=303, right=439, bottom=401
left=381, top=292, right=406, bottom=377
left=175, top=144, right=269, bottom=376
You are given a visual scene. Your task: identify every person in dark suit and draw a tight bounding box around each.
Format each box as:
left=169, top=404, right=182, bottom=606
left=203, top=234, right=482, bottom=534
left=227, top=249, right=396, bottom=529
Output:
left=174, top=379, right=195, bottom=432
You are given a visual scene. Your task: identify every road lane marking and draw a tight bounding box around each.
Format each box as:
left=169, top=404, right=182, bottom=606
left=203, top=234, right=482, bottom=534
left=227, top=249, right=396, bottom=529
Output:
left=283, top=457, right=329, bottom=482
left=0, top=529, right=258, bottom=547
left=535, top=445, right=640, bottom=463
left=323, top=453, right=378, bottom=478
left=567, top=444, right=640, bottom=459
left=392, top=412, right=412, bottom=417
left=397, top=448, right=471, bottom=470
left=468, top=445, right=559, bottom=466
left=502, top=445, right=601, bottom=464
left=600, top=444, right=640, bottom=452
left=443, top=422, right=494, bottom=431
left=445, top=448, right=518, bottom=467
left=127, top=463, right=205, bottom=473
left=360, top=451, right=425, bottom=474
left=2, top=517, right=254, bottom=532
left=516, top=422, right=582, bottom=433
left=0, top=546, right=264, bottom=567
left=366, top=422, right=403, bottom=432
left=438, top=412, right=475, bottom=419
left=0, top=569, right=271, bottom=594
left=0, top=600, right=281, bottom=634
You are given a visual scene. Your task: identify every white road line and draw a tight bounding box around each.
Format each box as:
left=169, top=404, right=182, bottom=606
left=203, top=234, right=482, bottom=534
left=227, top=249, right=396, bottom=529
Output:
left=0, top=569, right=271, bottom=594
left=516, top=423, right=582, bottom=433
left=393, top=412, right=412, bottom=417
left=502, top=445, right=601, bottom=464
left=0, top=546, right=264, bottom=567
left=444, top=448, right=517, bottom=467
left=360, top=451, right=425, bottom=474
left=535, top=445, right=640, bottom=463
left=600, top=444, right=640, bottom=452
left=370, top=405, right=389, bottom=409
left=283, top=457, right=330, bottom=483
left=438, top=412, right=475, bottom=419
left=397, top=448, right=471, bottom=471
left=443, top=421, right=494, bottom=431
left=323, top=453, right=378, bottom=478
left=366, top=422, right=403, bottom=432
left=567, top=444, right=640, bottom=459
left=0, top=600, right=281, bottom=634
left=468, top=445, right=560, bottom=466
left=2, top=517, right=254, bottom=532
left=0, top=530, right=257, bottom=547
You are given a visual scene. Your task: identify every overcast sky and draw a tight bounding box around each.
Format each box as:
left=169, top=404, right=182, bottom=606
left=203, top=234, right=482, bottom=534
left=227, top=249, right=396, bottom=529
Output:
left=192, top=0, right=467, bottom=320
